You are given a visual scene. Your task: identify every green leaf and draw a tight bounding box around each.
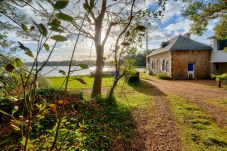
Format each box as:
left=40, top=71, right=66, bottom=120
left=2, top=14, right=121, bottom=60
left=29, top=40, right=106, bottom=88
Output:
left=56, top=13, right=74, bottom=22
left=59, top=70, right=66, bottom=75
left=48, top=18, right=61, bottom=28
left=54, top=0, right=69, bottom=10
left=32, top=20, right=42, bottom=33
left=51, top=35, right=67, bottom=42
left=44, top=43, right=50, bottom=51
left=79, top=64, right=89, bottom=69
left=39, top=23, right=48, bottom=37
left=32, top=20, right=48, bottom=37
left=25, top=49, right=34, bottom=58
left=134, top=25, right=146, bottom=32
left=20, top=136, right=25, bottom=145
left=13, top=58, right=23, bottom=67
left=75, top=77, right=87, bottom=85
left=12, top=106, right=18, bottom=116
left=49, top=27, right=65, bottom=33
left=22, top=24, right=28, bottom=32
left=20, top=136, right=33, bottom=148
left=18, top=42, right=34, bottom=57
left=5, top=64, right=15, bottom=72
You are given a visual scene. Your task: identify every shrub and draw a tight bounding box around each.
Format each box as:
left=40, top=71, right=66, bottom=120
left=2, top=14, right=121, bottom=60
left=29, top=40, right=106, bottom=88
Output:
left=157, top=72, right=172, bottom=80
left=211, top=73, right=227, bottom=87
left=0, top=67, right=22, bottom=96
left=127, top=72, right=140, bottom=84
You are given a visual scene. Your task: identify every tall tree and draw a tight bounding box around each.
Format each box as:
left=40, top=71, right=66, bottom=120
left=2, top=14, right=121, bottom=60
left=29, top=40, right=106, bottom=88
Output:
left=68, top=0, right=166, bottom=98
left=183, top=0, right=227, bottom=39
left=0, top=0, right=167, bottom=98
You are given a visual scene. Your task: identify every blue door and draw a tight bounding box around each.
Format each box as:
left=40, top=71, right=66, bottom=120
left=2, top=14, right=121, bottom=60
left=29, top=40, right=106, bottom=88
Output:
left=188, top=64, right=194, bottom=71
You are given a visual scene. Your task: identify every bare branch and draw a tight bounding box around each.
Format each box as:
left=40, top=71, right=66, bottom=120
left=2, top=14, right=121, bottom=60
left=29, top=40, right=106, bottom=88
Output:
left=101, top=22, right=118, bottom=46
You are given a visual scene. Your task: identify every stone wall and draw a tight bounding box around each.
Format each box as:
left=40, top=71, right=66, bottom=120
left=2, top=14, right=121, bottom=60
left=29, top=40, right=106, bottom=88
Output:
left=171, top=50, right=211, bottom=79
left=147, top=51, right=172, bottom=76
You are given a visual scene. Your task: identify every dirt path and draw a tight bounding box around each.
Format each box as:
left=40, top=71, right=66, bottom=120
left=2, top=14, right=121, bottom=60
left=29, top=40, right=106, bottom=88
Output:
left=129, top=81, right=181, bottom=151
left=142, top=78, right=227, bottom=126
left=114, top=78, right=227, bottom=150
left=144, top=94, right=181, bottom=150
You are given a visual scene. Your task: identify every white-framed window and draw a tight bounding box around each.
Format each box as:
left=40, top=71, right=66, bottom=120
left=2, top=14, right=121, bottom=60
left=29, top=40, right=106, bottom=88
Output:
left=166, top=60, right=169, bottom=72
left=162, top=59, right=165, bottom=71
left=156, top=60, right=159, bottom=72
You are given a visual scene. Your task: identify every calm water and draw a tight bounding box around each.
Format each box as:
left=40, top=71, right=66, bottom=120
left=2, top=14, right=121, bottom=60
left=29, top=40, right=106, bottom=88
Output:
left=31, top=66, right=146, bottom=77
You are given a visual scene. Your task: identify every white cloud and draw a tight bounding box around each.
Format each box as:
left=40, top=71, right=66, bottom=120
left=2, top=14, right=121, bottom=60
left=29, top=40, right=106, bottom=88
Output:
left=3, top=0, right=215, bottom=62
left=164, top=19, right=191, bottom=33
left=160, top=0, right=185, bottom=22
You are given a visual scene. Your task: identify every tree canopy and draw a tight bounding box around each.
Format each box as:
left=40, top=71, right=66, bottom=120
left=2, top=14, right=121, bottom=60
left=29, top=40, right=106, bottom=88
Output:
left=183, top=0, right=227, bottom=39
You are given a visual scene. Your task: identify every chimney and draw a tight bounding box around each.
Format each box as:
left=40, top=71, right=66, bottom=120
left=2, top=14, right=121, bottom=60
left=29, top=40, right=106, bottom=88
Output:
left=161, top=41, right=169, bottom=48
left=184, top=33, right=191, bottom=39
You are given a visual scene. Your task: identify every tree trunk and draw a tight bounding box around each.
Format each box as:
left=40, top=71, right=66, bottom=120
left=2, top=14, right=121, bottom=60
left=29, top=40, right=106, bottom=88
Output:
left=91, top=0, right=107, bottom=98
left=91, top=45, right=104, bottom=98
left=107, top=78, right=119, bottom=99
left=218, top=81, right=222, bottom=88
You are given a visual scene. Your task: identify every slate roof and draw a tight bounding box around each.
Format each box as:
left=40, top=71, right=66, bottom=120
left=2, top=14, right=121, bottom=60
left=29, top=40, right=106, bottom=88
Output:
left=147, top=35, right=213, bottom=57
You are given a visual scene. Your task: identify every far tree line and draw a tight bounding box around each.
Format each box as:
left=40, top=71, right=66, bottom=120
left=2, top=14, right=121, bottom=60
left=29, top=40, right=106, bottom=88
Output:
left=21, top=52, right=147, bottom=67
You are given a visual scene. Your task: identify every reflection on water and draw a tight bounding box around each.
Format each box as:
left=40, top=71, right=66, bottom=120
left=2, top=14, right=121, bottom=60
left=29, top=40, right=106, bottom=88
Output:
left=30, top=66, right=145, bottom=77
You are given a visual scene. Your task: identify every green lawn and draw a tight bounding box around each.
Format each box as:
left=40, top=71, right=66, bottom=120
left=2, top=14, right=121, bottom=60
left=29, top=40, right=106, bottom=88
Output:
left=48, top=76, right=115, bottom=90
left=169, top=95, right=227, bottom=151
left=48, top=76, right=150, bottom=109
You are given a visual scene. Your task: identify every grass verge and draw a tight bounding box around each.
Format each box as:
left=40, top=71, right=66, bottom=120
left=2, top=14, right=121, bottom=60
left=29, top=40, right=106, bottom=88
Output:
left=169, top=95, right=227, bottom=151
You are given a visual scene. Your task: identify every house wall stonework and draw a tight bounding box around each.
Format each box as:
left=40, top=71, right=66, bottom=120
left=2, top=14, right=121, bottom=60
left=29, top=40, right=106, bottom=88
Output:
left=171, top=50, right=211, bottom=79
left=148, top=51, right=172, bottom=75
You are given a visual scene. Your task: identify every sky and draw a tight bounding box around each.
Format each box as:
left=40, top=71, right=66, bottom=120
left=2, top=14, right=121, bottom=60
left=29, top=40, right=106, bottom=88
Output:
left=4, top=0, right=217, bottom=62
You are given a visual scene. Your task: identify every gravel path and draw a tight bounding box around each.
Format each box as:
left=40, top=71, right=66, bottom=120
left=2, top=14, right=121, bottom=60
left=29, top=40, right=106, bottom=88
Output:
left=113, top=78, right=227, bottom=150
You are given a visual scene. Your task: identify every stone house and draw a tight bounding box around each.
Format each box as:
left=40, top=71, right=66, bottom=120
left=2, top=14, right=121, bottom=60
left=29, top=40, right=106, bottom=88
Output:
left=146, top=34, right=213, bottom=79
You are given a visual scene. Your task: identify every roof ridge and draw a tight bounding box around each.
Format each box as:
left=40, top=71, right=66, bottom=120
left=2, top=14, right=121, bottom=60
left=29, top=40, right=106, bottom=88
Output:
left=168, top=35, right=180, bottom=49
